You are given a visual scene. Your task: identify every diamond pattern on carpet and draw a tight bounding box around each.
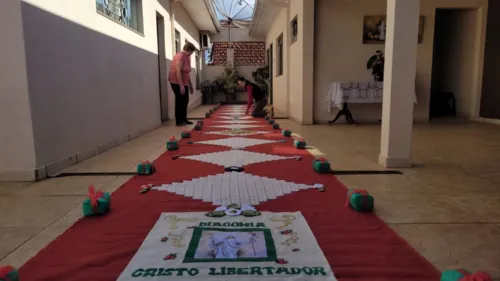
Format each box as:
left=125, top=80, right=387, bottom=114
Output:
left=219, top=108, right=246, bottom=111
left=213, top=120, right=260, bottom=124
left=153, top=172, right=313, bottom=205
left=218, top=112, right=244, bottom=116
left=219, top=110, right=246, bottom=113
left=181, top=150, right=289, bottom=167
left=204, top=130, right=269, bottom=136
left=217, top=116, right=253, bottom=120
left=209, top=124, right=263, bottom=129
left=195, top=137, right=279, bottom=149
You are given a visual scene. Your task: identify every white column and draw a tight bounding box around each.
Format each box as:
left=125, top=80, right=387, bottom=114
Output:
left=226, top=48, right=235, bottom=68
left=302, top=0, right=315, bottom=125
left=379, top=0, right=420, bottom=168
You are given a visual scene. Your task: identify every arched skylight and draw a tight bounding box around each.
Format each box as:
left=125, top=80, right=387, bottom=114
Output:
left=211, top=0, right=255, bottom=28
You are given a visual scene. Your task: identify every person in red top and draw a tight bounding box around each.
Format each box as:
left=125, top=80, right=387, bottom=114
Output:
left=237, top=77, right=273, bottom=117
left=168, top=42, right=196, bottom=126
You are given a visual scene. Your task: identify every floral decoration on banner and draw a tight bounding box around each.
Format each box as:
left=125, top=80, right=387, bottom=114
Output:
left=281, top=232, right=299, bottom=246
left=164, top=215, right=198, bottom=229
left=163, top=253, right=177, bottom=260
left=205, top=204, right=261, bottom=218
left=276, top=258, right=288, bottom=264
left=269, top=214, right=296, bottom=229
left=168, top=233, right=185, bottom=247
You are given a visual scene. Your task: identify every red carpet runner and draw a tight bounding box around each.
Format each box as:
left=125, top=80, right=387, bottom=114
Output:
left=19, top=106, right=440, bottom=281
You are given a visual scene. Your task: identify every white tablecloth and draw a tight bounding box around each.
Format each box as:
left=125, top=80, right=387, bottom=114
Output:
left=326, top=81, right=417, bottom=112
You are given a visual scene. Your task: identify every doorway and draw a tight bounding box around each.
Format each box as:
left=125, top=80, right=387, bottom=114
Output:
left=480, top=0, right=500, bottom=119
left=430, top=8, right=479, bottom=120
left=268, top=44, right=274, bottom=104
left=156, top=13, right=169, bottom=122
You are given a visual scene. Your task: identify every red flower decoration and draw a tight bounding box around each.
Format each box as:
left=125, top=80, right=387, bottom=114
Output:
left=276, top=258, right=288, bottom=264
left=163, top=253, right=177, bottom=260
left=169, top=136, right=176, bottom=141
left=316, top=157, right=326, bottom=162
left=280, top=229, right=293, bottom=235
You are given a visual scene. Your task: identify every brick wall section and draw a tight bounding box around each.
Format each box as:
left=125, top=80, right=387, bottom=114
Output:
left=210, top=41, right=266, bottom=66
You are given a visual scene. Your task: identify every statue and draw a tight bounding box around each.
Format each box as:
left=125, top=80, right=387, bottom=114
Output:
left=378, top=20, right=386, bottom=41
left=209, top=233, right=242, bottom=259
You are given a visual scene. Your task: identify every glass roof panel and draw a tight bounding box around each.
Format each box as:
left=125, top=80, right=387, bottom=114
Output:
left=211, top=0, right=255, bottom=25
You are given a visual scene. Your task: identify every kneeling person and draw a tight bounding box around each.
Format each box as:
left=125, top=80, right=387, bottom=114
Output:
left=237, top=78, right=273, bottom=117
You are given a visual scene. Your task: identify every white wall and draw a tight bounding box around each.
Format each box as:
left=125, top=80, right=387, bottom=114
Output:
left=266, top=8, right=289, bottom=117
left=264, top=0, right=315, bottom=123
left=288, top=0, right=303, bottom=122
left=0, top=1, right=37, bottom=181
left=0, top=0, right=203, bottom=180
left=23, top=0, right=164, bottom=53
left=289, top=0, right=314, bottom=124
left=313, top=0, right=487, bottom=123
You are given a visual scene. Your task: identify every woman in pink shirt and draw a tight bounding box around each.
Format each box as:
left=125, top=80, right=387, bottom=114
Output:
left=168, top=42, right=196, bottom=126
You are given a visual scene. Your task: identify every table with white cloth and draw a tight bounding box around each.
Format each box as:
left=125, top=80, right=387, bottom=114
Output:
left=326, top=81, right=417, bottom=125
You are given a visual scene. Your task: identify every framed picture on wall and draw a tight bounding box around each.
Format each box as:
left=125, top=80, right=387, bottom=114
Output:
left=362, top=15, right=425, bottom=44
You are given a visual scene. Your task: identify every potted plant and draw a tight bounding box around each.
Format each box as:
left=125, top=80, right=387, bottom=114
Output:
left=252, top=65, right=270, bottom=94
left=201, top=80, right=217, bottom=104
left=366, top=50, right=384, bottom=82
left=216, top=65, right=239, bottom=93
left=201, top=80, right=212, bottom=93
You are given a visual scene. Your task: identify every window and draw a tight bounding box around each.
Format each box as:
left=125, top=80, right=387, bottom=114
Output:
left=204, top=48, right=213, bottom=65
left=96, top=0, right=143, bottom=33
left=195, top=52, right=201, bottom=90
left=290, top=16, right=298, bottom=44
left=276, top=34, right=284, bottom=76
left=175, top=30, right=181, bottom=53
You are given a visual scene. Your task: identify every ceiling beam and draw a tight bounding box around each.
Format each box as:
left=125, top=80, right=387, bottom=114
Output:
left=249, top=0, right=264, bottom=36
left=249, top=0, right=287, bottom=36
left=204, top=0, right=221, bottom=32
left=261, top=0, right=289, bottom=8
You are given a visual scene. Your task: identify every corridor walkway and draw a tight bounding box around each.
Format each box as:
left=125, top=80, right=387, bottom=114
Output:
left=0, top=106, right=499, bottom=279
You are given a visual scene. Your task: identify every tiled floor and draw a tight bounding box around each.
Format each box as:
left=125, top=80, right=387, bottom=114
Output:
left=1, top=109, right=499, bottom=279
